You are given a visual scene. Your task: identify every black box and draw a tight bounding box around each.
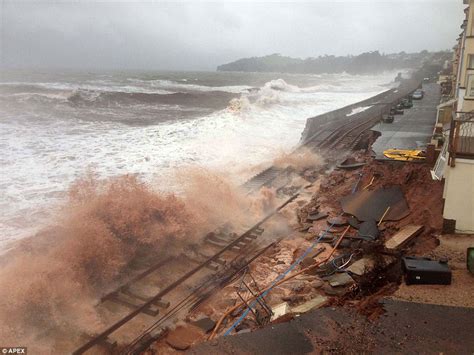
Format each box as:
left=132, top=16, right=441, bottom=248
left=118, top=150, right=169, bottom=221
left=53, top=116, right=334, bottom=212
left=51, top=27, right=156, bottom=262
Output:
left=402, top=256, right=452, bottom=285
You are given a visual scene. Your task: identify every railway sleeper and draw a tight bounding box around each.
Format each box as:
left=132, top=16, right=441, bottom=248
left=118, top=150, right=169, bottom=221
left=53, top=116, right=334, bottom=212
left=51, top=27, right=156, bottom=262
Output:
left=121, top=286, right=158, bottom=302
left=243, top=234, right=258, bottom=242
left=153, top=299, right=170, bottom=309
left=205, top=261, right=220, bottom=271
left=206, top=231, right=231, bottom=242
left=184, top=254, right=204, bottom=265
left=213, top=257, right=227, bottom=265
left=108, top=292, right=160, bottom=317
left=197, top=250, right=218, bottom=260
left=98, top=337, right=117, bottom=352
left=204, top=237, right=228, bottom=247
left=120, top=286, right=171, bottom=309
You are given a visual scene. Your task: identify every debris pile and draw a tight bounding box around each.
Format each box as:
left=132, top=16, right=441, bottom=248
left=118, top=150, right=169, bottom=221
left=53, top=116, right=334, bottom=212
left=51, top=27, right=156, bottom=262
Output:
left=205, top=151, right=447, bottom=336
left=146, top=149, right=462, bottom=353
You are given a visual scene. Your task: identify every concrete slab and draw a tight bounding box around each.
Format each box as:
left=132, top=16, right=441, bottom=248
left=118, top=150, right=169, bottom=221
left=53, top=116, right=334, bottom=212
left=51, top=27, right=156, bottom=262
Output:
left=328, top=272, right=355, bottom=287
left=270, top=302, right=290, bottom=321
left=291, top=295, right=328, bottom=313
left=372, top=83, right=440, bottom=157
left=192, top=317, right=217, bottom=333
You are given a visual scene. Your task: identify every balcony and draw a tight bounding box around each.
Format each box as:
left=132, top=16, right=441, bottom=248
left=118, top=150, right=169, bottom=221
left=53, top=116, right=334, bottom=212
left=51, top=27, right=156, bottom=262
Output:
left=448, top=111, right=474, bottom=166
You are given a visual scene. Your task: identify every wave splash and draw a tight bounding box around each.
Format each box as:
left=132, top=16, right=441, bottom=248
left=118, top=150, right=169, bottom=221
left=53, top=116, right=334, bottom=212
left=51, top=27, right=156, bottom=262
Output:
left=0, top=173, right=203, bottom=349
left=226, top=78, right=317, bottom=112
left=0, top=168, right=282, bottom=352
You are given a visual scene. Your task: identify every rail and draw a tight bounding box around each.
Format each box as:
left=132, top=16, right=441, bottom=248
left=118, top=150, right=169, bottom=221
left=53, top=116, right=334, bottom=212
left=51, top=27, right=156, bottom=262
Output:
left=72, top=194, right=298, bottom=355
left=448, top=111, right=474, bottom=166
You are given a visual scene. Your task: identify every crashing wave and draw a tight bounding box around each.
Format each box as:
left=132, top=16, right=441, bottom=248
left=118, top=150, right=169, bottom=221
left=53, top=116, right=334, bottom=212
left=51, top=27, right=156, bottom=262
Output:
left=0, top=92, right=69, bottom=104
left=67, top=88, right=237, bottom=109
left=226, top=78, right=305, bottom=112
left=130, top=78, right=252, bottom=94
left=262, top=78, right=301, bottom=92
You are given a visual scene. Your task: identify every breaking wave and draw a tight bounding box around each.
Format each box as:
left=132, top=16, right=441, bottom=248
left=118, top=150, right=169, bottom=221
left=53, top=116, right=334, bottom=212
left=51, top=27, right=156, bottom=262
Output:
left=129, top=78, right=253, bottom=94
left=0, top=70, right=398, bottom=249
left=67, top=89, right=237, bottom=108
left=226, top=78, right=320, bottom=111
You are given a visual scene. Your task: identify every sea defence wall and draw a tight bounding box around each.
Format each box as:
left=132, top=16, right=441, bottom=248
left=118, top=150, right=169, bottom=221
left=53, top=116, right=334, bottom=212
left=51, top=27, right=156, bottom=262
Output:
left=299, top=78, right=421, bottom=145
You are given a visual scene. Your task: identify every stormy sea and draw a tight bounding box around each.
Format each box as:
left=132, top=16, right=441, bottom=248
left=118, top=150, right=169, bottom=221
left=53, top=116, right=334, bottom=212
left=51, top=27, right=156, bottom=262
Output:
left=0, top=69, right=398, bottom=248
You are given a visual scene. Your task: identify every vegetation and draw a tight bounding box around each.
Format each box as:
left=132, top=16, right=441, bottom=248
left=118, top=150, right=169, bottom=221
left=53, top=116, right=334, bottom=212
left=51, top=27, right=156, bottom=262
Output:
left=217, top=50, right=451, bottom=74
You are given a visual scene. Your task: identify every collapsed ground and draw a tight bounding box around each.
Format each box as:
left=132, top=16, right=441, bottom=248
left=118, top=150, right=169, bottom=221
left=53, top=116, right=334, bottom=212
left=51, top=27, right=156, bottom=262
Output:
left=144, top=131, right=472, bottom=354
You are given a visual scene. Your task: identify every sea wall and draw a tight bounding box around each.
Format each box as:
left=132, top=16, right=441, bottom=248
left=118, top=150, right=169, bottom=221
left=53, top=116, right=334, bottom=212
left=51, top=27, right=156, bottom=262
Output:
left=299, top=78, right=421, bottom=145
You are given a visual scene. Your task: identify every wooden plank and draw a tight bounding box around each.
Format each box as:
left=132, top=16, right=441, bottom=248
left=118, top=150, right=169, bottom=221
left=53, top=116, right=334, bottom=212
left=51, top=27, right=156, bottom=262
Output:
left=385, top=225, right=423, bottom=250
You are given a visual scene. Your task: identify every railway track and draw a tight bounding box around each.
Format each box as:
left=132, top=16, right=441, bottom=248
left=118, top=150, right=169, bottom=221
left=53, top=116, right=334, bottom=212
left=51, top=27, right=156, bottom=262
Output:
left=241, top=106, right=383, bottom=191
left=72, top=194, right=298, bottom=354
left=319, top=112, right=383, bottom=150
left=72, top=89, right=404, bottom=354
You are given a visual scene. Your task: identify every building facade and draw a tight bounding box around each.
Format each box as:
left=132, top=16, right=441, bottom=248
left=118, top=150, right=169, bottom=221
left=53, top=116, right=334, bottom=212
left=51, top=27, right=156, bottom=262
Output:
left=434, top=0, right=474, bottom=233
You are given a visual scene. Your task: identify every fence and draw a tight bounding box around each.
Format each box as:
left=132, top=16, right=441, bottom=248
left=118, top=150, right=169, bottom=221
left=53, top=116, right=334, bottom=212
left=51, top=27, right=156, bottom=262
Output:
left=448, top=111, right=474, bottom=166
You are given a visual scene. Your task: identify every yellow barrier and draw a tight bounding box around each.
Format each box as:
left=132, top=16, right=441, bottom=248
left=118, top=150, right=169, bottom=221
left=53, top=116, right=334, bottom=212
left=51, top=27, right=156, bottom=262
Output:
left=383, top=149, right=426, bottom=161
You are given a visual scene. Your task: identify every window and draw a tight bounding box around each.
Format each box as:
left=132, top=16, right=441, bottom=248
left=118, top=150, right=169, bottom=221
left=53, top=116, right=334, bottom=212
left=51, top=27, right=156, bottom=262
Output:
left=466, top=74, right=474, bottom=97
left=469, top=54, right=474, bottom=69
left=471, top=15, right=474, bottom=36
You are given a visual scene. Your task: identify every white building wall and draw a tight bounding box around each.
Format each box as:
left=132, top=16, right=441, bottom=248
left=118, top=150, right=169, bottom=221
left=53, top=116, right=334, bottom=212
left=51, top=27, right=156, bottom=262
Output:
left=443, top=158, right=474, bottom=232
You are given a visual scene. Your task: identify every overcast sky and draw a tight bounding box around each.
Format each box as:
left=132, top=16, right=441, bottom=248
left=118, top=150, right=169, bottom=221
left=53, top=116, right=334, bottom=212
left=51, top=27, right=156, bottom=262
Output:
left=0, top=0, right=466, bottom=71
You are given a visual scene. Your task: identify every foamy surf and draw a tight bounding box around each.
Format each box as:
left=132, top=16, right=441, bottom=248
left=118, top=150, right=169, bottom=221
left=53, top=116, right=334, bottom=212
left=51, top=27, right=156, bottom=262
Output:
left=0, top=69, right=400, bottom=247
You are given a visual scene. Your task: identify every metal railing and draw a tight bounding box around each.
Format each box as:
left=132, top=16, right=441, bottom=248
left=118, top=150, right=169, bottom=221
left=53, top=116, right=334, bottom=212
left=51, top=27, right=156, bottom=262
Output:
left=449, top=111, right=474, bottom=166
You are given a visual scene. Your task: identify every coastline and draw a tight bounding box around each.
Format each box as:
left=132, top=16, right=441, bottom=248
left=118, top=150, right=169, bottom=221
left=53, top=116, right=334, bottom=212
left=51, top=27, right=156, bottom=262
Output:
left=5, top=70, right=467, bottom=355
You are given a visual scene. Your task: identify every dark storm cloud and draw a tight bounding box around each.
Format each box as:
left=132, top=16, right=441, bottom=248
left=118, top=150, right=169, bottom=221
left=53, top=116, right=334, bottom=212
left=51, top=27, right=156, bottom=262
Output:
left=0, top=0, right=465, bottom=70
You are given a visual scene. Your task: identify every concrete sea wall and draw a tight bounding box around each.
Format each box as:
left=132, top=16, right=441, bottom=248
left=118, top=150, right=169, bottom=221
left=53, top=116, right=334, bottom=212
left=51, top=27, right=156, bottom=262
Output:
left=299, top=79, right=421, bottom=145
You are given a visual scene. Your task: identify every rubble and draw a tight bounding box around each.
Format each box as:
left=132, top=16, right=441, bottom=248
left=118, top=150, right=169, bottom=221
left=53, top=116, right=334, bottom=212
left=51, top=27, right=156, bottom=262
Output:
left=340, top=186, right=410, bottom=222
left=192, top=317, right=217, bottom=333
left=306, top=211, right=328, bottom=222
left=149, top=130, right=462, bottom=353
left=357, top=220, right=380, bottom=240
left=165, top=325, right=203, bottom=350
left=300, top=247, right=325, bottom=268
left=327, top=273, right=355, bottom=287
left=291, top=295, right=328, bottom=313
left=322, top=284, right=350, bottom=296
left=327, top=216, right=348, bottom=226
left=270, top=302, right=290, bottom=321
left=346, top=257, right=375, bottom=276
left=336, top=157, right=366, bottom=170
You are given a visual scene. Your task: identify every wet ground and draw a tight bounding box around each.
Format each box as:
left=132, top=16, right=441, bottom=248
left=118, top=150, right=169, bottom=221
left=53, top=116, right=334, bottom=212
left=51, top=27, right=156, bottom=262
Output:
left=189, top=299, right=474, bottom=354
left=372, top=83, right=440, bottom=157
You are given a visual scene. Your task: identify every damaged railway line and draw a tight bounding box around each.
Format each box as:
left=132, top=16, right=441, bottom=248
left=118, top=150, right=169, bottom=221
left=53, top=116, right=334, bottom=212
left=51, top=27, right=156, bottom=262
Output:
left=72, top=80, right=422, bottom=354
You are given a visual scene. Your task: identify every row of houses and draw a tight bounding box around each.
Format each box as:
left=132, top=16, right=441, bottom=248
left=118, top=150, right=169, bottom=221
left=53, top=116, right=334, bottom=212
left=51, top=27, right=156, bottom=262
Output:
left=433, top=0, right=474, bottom=234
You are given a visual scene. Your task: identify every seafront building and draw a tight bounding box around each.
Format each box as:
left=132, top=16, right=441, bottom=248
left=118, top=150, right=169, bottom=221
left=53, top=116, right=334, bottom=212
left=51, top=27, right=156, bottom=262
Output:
left=433, top=0, right=474, bottom=233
